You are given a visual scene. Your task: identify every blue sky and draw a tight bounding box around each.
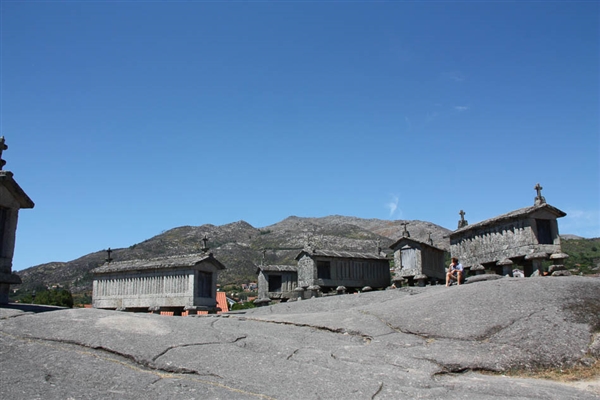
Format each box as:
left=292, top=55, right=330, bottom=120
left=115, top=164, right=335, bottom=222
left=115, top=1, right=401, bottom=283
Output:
left=2, top=1, right=598, bottom=271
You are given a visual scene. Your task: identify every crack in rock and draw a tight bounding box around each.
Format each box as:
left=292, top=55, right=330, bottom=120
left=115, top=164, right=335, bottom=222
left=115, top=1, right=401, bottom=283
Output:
left=236, top=316, right=373, bottom=343
left=1, top=331, right=279, bottom=399
left=148, top=377, right=162, bottom=386
left=287, top=349, right=299, bottom=360
left=422, top=357, right=477, bottom=376
left=473, top=310, right=539, bottom=341
left=1, top=331, right=220, bottom=378
left=151, top=334, right=247, bottom=362
left=371, top=381, right=384, bottom=399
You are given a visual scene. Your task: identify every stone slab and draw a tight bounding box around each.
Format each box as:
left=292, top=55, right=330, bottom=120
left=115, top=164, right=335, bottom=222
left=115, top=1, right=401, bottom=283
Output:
left=1, top=277, right=599, bottom=399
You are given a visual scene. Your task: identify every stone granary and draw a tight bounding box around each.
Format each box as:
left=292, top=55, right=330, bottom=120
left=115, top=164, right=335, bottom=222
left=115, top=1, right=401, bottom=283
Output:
left=92, top=251, right=226, bottom=315
left=390, top=227, right=446, bottom=285
left=256, top=264, right=298, bottom=302
left=449, top=184, right=566, bottom=277
left=295, top=244, right=390, bottom=293
left=0, top=137, right=34, bottom=304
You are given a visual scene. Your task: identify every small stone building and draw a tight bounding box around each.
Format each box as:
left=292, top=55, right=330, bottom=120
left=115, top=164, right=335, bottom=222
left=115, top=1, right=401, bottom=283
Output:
left=390, top=234, right=446, bottom=284
left=295, top=247, right=390, bottom=292
left=0, top=138, right=34, bottom=304
left=449, top=184, right=566, bottom=277
left=256, top=265, right=298, bottom=302
left=92, top=252, right=226, bottom=314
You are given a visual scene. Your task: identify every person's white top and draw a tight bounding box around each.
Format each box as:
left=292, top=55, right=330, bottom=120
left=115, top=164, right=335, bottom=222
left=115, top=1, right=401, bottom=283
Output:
left=452, top=263, right=464, bottom=272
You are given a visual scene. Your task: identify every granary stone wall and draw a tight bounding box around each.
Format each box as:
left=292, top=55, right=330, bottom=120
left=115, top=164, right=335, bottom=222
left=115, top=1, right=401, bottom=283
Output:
left=282, top=272, right=297, bottom=294
left=0, top=140, right=36, bottom=303
left=93, top=266, right=220, bottom=310
left=0, top=185, right=22, bottom=274
left=257, top=270, right=268, bottom=299
left=393, top=247, right=421, bottom=279
left=297, top=254, right=390, bottom=290
left=420, top=248, right=446, bottom=280
left=315, top=257, right=390, bottom=290
left=0, top=184, right=22, bottom=208
left=392, top=240, right=446, bottom=281
left=450, top=217, right=561, bottom=268
left=92, top=253, right=225, bottom=312
left=297, top=255, right=316, bottom=288
left=93, top=270, right=195, bottom=309
left=257, top=270, right=298, bottom=300
left=0, top=180, right=33, bottom=303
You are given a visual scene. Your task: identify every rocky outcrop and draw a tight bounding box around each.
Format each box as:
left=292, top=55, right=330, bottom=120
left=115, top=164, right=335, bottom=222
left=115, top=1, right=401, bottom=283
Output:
left=1, top=276, right=599, bottom=399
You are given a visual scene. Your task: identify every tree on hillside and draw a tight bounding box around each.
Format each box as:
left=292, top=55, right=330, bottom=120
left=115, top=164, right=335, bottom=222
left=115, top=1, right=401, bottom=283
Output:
left=32, top=288, right=74, bottom=308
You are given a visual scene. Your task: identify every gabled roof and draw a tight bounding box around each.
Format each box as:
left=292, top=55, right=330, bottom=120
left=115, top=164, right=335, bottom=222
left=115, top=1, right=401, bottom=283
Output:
left=449, top=203, right=566, bottom=237
left=295, top=249, right=387, bottom=261
left=389, top=236, right=444, bottom=252
left=92, top=253, right=226, bottom=274
left=0, top=171, right=34, bottom=208
left=257, top=265, right=297, bottom=274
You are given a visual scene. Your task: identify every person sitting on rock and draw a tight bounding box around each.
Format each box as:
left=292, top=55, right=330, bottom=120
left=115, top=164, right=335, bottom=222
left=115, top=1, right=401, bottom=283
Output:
left=446, top=257, right=464, bottom=287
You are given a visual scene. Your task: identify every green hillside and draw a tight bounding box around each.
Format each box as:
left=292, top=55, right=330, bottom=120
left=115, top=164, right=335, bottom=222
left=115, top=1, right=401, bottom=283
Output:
left=561, top=237, right=600, bottom=274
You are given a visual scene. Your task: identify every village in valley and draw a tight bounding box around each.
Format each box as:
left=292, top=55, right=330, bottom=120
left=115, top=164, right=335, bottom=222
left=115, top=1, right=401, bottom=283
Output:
left=0, top=137, right=579, bottom=315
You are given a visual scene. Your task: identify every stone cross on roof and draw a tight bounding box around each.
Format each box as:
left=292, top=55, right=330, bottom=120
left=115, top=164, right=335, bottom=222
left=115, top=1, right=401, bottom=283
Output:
left=262, top=248, right=267, bottom=265
left=105, top=248, right=113, bottom=264
left=534, top=183, right=546, bottom=206
left=0, top=136, right=8, bottom=170
left=401, top=222, right=410, bottom=238
left=458, top=210, right=469, bottom=229
left=201, top=235, right=210, bottom=253
left=427, top=232, right=433, bottom=245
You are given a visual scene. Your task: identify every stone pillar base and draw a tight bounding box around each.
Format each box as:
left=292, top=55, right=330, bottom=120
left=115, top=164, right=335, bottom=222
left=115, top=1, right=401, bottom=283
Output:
left=414, top=274, right=428, bottom=287
left=184, top=306, right=210, bottom=315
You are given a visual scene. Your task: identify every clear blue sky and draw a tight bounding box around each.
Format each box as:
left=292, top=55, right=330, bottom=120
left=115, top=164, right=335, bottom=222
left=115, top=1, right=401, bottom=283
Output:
left=2, top=1, right=598, bottom=271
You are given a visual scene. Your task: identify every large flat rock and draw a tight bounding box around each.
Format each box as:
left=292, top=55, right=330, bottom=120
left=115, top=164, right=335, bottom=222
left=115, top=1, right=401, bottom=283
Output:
left=1, top=276, right=599, bottom=399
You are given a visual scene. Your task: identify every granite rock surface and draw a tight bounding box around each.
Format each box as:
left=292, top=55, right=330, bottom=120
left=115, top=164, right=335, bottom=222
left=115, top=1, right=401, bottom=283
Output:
left=1, top=276, right=599, bottom=399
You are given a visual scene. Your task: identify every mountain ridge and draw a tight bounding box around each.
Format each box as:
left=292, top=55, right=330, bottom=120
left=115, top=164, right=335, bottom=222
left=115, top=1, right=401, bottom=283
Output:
left=15, top=215, right=452, bottom=294
left=14, top=215, right=599, bottom=297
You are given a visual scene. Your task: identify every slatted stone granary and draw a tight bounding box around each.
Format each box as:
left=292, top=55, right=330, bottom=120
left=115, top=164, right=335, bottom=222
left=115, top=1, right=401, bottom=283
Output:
left=390, top=228, right=446, bottom=285
left=256, top=264, right=298, bottom=302
left=92, top=252, right=226, bottom=315
left=449, top=184, right=567, bottom=277
left=295, top=243, right=390, bottom=294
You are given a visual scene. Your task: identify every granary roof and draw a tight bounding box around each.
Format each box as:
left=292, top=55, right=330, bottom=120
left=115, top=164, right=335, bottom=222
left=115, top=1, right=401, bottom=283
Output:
left=449, top=203, right=566, bottom=237
left=257, top=265, right=298, bottom=273
left=91, top=253, right=226, bottom=274
left=295, top=249, right=388, bottom=261
left=0, top=171, right=34, bottom=208
left=389, top=236, right=444, bottom=252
